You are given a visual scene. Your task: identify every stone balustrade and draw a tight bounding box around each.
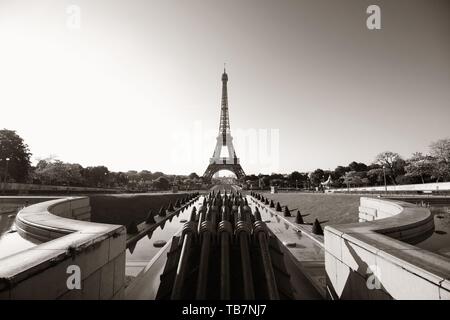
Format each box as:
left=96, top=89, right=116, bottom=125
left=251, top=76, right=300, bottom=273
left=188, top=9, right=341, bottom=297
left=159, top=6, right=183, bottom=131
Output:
left=0, top=197, right=126, bottom=300
left=331, top=181, right=450, bottom=193
left=325, top=197, right=450, bottom=299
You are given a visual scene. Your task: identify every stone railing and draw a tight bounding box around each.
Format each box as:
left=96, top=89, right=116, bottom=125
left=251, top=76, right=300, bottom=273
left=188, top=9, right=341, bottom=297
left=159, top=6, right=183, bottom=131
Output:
left=0, top=197, right=126, bottom=300
left=331, top=182, right=450, bottom=193
left=325, top=197, right=450, bottom=299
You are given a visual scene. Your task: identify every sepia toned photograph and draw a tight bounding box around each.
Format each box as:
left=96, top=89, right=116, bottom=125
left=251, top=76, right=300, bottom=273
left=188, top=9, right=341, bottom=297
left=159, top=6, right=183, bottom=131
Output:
left=0, top=0, right=449, bottom=307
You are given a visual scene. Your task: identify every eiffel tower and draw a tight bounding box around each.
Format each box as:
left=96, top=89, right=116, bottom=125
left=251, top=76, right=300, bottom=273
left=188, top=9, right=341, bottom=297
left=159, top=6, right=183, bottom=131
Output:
left=203, top=68, right=245, bottom=181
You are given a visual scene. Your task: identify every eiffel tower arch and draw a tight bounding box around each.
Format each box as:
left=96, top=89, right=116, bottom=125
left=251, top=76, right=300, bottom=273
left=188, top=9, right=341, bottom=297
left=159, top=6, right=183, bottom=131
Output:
left=203, top=68, right=246, bottom=181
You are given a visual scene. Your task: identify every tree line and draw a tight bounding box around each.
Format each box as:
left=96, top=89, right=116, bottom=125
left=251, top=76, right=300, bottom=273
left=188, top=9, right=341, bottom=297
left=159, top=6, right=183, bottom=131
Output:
left=1, top=129, right=449, bottom=191
left=0, top=129, right=202, bottom=191
left=245, top=139, right=450, bottom=189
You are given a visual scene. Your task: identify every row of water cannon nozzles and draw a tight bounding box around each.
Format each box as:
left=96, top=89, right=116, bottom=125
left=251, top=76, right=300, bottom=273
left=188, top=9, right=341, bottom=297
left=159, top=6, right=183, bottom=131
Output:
left=179, top=190, right=270, bottom=241
left=126, top=192, right=200, bottom=234
left=200, top=190, right=255, bottom=223
left=250, top=191, right=324, bottom=236
left=155, top=192, right=200, bottom=218
left=203, top=190, right=248, bottom=210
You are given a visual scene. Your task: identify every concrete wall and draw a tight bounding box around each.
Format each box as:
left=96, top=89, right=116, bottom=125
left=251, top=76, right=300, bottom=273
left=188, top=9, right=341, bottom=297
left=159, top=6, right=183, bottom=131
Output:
left=325, top=197, right=450, bottom=300
left=0, top=182, right=119, bottom=194
left=0, top=197, right=126, bottom=300
left=0, top=196, right=61, bottom=214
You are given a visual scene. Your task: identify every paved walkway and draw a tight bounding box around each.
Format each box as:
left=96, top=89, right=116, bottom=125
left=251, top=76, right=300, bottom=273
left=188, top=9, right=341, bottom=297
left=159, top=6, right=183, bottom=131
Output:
left=248, top=196, right=326, bottom=298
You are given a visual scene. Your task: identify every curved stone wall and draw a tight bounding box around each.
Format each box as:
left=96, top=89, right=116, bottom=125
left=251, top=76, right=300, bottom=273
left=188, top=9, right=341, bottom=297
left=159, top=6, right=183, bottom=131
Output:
left=14, top=197, right=92, bottom=242
left=325, top=197, right=450, bottom=300
left=0, top=197, right=126, bottom=300
left=358, top=197, right=435, bottom=244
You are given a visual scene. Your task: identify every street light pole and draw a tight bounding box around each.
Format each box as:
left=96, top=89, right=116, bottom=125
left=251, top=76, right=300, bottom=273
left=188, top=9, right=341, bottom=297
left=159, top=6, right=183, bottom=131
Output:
left=2, top=157, right=10, bottom=195
left=104, top=172, right=108, bottom=188
left=382, top=165, right=387, bottom=193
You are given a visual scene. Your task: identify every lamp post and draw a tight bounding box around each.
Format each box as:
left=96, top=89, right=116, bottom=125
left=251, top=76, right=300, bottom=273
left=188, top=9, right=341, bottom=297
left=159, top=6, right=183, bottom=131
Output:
left=2, top=157, right=10, bottom=195
left=382, top=165, right=387, bottom=193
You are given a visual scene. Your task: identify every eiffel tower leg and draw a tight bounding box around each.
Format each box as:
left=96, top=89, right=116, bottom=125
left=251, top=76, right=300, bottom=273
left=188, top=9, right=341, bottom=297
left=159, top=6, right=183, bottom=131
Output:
left=203, top=163, right=245, bottom=181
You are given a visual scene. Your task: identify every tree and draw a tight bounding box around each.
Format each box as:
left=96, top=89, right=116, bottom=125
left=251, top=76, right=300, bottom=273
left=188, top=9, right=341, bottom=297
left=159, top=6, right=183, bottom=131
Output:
left=430, top=138, right=450, bottom=164
left=64, top=163, right=84, bottom=186
left=333, top=166, right=348, bottom=178
left=348, top=161, right=368, bottom=172
left=245, top=174, right=259, bottom=181
left=429, top=138, right=450, bottom=182
left=188, top=172, right=200, bottom=180
left=126, top=170, right=139, bottom=181
left=259, top=175, right=271, bottom=187
left=288, top=171, right=307, bottom=187
left=269, top=173, right=284, bottom=181
left=138, top=170, right=153, bottom=182
left=82, top=166, right=109, bottom=187
left=374, top=151, right=405, bottom=185
left=308, top=169, right=325, bottom=187
left=289, top=171, right=302, bottom=181
left=108, top=171, right=128, bottom=187
left=367, top=168, right=384, bottom=185
left=331, top=166, right=349, bottom=188
left=153, top=176, right=170, bottom=190
left=33, top=159, right=61, bottom=185
left=342, top=171, right=363, bottom=188
left=404, top=152, right=434, bottom=184
left=395, top=174, right=417, bottom=185
left=152, top=171, right=165, bottom=180
left=0, top=129, right=32, bottom=182
left=361, top=177, right=370, bottom=186
left=270, top=178, right=284, bottom=187
left=33, top=160, right=84, bottom=186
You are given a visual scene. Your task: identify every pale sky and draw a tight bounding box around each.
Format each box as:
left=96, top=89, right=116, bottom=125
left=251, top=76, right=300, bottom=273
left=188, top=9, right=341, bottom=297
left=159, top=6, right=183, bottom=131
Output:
left=1, top=0, right=449, bottom=175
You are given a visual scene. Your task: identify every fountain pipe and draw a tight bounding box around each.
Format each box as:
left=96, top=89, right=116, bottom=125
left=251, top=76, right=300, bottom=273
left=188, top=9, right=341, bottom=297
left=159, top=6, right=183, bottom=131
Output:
left=253, top=218, right=279, bottom=300
left=197, top=203, right=208, bottom=234
left=171, top=208, right=197, bottom=299
left=218, top=205, right=232, bottom=300
left=236, top=206, right=255, bottom=299
left=195, top=204, right=218, bottom=299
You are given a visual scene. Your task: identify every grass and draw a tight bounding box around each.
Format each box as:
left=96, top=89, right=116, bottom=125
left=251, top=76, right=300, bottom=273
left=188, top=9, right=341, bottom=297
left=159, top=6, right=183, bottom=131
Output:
left=261, top=192, right=361, bottom=226
left=89, top=193, right=190, bottom=225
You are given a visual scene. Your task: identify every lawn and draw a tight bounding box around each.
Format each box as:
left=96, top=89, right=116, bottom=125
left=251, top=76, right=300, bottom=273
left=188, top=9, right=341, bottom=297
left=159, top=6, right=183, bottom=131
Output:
left=260, top=192, right=361, bottom=226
